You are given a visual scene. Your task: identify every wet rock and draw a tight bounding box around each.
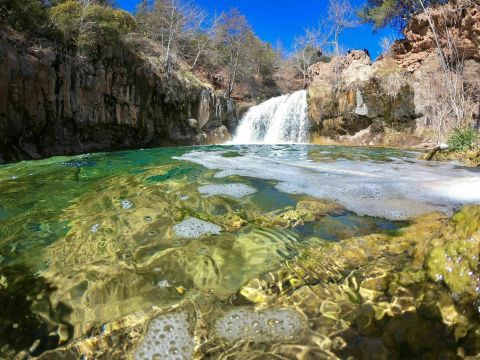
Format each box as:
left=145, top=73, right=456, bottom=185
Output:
left=0, top=28, right=237, bottom=163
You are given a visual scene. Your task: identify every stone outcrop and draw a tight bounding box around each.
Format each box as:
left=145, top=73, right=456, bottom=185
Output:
left=307, top=0, right=480, bottom=147
left=391, top=0, right=480, bottom=72
left=0, top=28, right=237, bottom=163
left=307, top=51, right=419, bottom=146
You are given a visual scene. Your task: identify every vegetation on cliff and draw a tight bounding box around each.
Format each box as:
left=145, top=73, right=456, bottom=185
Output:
left=0, top=0, right=279, bottom=101
left=359, top=0, right=448, bottom=29
left=306, top=0, right=479, bottom=156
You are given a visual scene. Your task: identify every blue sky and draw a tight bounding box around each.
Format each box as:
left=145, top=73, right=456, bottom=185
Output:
left=116, top=0, right=401, bottom=59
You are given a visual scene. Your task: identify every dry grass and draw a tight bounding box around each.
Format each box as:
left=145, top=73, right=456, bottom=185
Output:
left=421, top=68, right=478, bottom=142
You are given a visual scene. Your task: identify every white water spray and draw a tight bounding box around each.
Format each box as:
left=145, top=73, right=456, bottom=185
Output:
left=232, top=90, right=310, bottom=144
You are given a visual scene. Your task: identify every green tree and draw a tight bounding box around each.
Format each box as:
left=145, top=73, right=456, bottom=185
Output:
left=358, top=0, right=447, bottom=29
left=49, top=0, right=135, bottom=57
left=0, top=0, right=47, bottom=32
left=246, top=35, right=277, bottom=77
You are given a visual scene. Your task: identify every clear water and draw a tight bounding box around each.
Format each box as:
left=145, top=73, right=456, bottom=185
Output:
left=0, top=144, right=479, bottom=358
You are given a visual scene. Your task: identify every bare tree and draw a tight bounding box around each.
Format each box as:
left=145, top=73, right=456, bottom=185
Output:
left=327, top=0, right=358, bottom=55
left=415, top=0, right=476, bottom=141
left=379, top=35, right=396, bottom=57
left=292, top=27, right=325, bottom=86
left=290, top=0, right=357, bottom=85
left=214, top=9, right=252, bottom=96
left=137, top=0, right=205, bottom=72
left=189, top=13, right=217, bottom=70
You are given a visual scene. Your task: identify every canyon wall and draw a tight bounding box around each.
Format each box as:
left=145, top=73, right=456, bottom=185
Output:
left=307, top=0, right=480, bottom=147
left=0, top=28, right=237, bottom=163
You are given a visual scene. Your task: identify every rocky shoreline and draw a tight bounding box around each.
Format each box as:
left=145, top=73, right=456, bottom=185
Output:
left=0, top=28, right=237, bottom=163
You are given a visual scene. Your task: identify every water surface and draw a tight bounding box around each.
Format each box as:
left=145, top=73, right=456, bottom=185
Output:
left=0, top=144, right=479, bottom=358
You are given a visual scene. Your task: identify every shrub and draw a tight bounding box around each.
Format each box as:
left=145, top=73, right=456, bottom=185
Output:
left=447, top=127, right=478, bottom=152
left=49, top=0, right=135, bottom=57
left=0, top=0, right=47, bottom=32
left=49, top=0, right=82, bottom=41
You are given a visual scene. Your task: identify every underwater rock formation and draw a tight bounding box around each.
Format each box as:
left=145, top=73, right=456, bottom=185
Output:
left=32, top=205, right=480, bottom=359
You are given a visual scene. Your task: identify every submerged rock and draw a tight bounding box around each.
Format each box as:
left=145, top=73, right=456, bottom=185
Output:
left=251, top=199, right=345, bottom=229
left=29, top=205, right=480, bottom=359
left=425, top=205, right=480, bottom=298
left=238, top=205, right=480, bottom=359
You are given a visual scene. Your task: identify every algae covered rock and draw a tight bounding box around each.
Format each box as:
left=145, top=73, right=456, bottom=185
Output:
left=238, top=206, right=480, bottom=359
left=251, top=198, right=345, bottom=229
left=28, top=206, right=480, bottom=360
left=425, top=205, right=480, bottom=297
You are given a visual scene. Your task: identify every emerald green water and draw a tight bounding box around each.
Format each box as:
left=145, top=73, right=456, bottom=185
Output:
left=0, top=145, right=479, bottom=358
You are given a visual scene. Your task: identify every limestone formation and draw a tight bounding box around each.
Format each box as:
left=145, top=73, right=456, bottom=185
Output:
left=306, top=1, right=479, bottom=147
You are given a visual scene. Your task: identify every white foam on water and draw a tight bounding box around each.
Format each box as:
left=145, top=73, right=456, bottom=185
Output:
left=135, top=312, right=194, bottom=360
left=177, top=150, right=480, bottom=220
left=198, top=183, right=257, bottom=199
left=215, top=308, right=304, bottom=344
left=121, top=199, right=134, bottom=209
left=173, top=217, right=222, bottom=238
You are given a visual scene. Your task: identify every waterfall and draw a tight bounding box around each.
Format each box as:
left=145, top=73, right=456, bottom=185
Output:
left=231, top=90, right=310, bottom=144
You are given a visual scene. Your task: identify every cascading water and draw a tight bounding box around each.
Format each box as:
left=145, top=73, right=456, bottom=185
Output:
left=232, top=90, right=310, bottom=144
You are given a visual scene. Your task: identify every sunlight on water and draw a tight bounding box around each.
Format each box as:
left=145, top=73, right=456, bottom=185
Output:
left=0, top=144, right=479, bottom=359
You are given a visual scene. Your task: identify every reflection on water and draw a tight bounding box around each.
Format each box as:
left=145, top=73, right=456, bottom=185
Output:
left=0, top=145, right=479, bottom=359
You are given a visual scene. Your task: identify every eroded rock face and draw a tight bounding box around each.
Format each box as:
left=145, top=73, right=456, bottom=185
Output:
left=307, top=1, right=480, bottom=147
left=307, top=51, right=417, bottom=143
left=391, top=0, right=480, bottom=72
left=0, top=28, right=237, bottom=163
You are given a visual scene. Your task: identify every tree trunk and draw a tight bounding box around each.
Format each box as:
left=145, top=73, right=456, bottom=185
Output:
left=165, top=3, right=176, bottom=73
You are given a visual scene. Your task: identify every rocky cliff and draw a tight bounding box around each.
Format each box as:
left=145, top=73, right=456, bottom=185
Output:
left=308, top=51, right=420, bottom=146
left=0, top=27, right=237, bottom=163
left=307, top=0, right=480, bottom=147
left=391, top=0, right=479, bottom=71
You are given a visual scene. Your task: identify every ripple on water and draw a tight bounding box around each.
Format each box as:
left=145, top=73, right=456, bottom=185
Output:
left=172, top=217, right=222, bottom=238
left=198, top=183, right=257, bottom=199
left=135, top=312, right=194, bottom=360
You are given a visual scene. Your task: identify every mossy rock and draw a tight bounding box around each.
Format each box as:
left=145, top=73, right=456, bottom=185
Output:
left=238, top=206, right=480, bottom=359
left=425, top=205, right=480, bottom=297
left=249, top=199, right=345, bottom=229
